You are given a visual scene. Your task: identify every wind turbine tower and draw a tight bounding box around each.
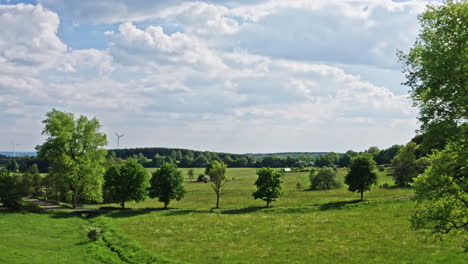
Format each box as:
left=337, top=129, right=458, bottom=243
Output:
left=114, top=132, right=125, bottom=149
left=11, top=141, right=20, bottom=157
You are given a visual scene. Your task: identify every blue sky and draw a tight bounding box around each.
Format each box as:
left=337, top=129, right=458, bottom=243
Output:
left=0, top=0, right=439, bottom=153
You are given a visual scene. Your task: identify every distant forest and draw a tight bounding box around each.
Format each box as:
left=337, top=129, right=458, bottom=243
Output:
left=0, top=143, right=404, bottom=173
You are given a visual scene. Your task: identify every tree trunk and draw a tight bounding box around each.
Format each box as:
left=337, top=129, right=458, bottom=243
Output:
left=216, top=195, right=220, bottom=208
left=360, top=190, right=363, bottom=201
left=164, top=201, right=169, bottom=209
left=121, top=201, right=125, bottom=209
left=266, top=200, right=270, bottom=208
left=72, top=195, right=78, bottom=208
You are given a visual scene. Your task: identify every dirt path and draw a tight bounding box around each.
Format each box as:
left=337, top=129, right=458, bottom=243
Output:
left=23, top=198, right=63, bottom=210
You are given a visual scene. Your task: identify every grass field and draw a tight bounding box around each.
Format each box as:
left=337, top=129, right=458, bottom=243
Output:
left=0, top=211, right=102, bottom=264
left=1, top=167, right=465, bottom=264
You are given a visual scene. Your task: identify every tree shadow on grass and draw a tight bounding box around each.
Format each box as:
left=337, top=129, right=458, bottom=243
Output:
left=221, top=206, right=265, bottom=215
left=318, top=199, right=363, bottom=211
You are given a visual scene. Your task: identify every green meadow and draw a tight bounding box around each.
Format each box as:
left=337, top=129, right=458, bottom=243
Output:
left=0, top=168, right=465, bottom=264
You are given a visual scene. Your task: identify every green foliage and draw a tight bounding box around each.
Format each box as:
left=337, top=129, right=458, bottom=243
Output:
left=187, top=169, right=195, bottom=181
left=104, top=159, right=150, bottom=209
left=0, top=170, right=26, bottom=209
left=22, top=164, right=42, bottom=197
left=398, top=0, right=468, bottom=152
left=253, top=167, right=283, bottom=207
left=36, top=109, right=108, bottom=207
left=345, top=154, right=378, bottom=201
left=314, top=152, right=340, bottom=167
left=206, top=160, right=228, bottom=208
left=391, top=142, right=418, bottom=187
left=149, top=162, right=186, bottom=208
left=375, top=145, right=402, bottom=165
left=411, top=139, right=467, bottom=242
left=87, top=225, right=103, bottom=241
left=310, top=167, right=340, bottom=190
left=5, top=159, right=19, bottom=172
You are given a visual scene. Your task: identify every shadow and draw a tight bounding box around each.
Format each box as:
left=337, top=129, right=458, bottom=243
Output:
left=221, top=206, right=265, bottom=215
left=162, top=209, right=208, bottom=216
left=49, top=212, right=81, bottom=219
left=318, top=199, right=363, bottom=211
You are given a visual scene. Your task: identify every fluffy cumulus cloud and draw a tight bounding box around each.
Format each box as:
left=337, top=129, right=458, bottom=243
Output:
left=0, top=0, right=430, bottom=153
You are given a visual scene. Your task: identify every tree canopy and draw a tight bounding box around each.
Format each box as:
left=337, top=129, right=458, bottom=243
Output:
left=345, top=154, right=378, bottom=201
left=253, top=167, right=283, bottom=207
left=104, top=159, right=150, bottom=208
left=36, top=109, right=108, bottom=208
left=149, top=162, right=186, bottom=209
left=206, top=160, right=228, bottom=208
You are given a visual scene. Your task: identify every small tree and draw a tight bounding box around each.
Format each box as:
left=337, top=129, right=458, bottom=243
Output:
left=149, top=162, right=186, bottom=209
left=310, top=167, right=340, bottom=190
left=187, top=169, right=194, bottom=181
left=206, top=160, right=228, bottom=208
left=253, top=167, right=283, bottom=208
left=391, top=142, right=418, bottom=186
left=345, top=154, right=378, bottom=201
left=0, top=170, right=26, bottom=209
left=104, top=159, right=150, bottom=209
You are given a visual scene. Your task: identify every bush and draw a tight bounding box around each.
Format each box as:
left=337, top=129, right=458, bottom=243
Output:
left=87, top=225, right=103, bottom=241
left=197, top=174, right=210, bottom=183
left=310, top=167, right=340, bottom=190
left=0, top=170, right=26, bottom=210
left=380, top=183, right=390, bottom=189
left=378, top=165, right=385, bottom=172
left=296, top=182, right=302, bottom=190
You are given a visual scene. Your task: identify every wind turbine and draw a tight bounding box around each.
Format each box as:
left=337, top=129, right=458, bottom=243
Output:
left=114, top=132, right=125, bottom=149
left=11, top=141, right=21, bottom=157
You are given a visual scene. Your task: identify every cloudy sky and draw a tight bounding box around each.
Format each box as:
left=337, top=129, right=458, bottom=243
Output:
left=0, top=0, right=439, bottom=153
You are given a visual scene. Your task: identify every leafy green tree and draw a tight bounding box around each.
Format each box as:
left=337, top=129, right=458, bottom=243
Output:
left=310, top=167, right=340, bottom=190
left=411, top=140, right=467, bottom=243
left=22, top=164, right=41, bottom=197
left=187, top=169, right=195, bottom=181
left=398, top=0, right=467, bottom=152
left=345, top=154, right=378, bottom=201
left=104, top=159, right=150, bottom=209
left=193, top=154, right=209, bottom=167
left=338, top=154, right=352, bottom=167
left=6, top=160, right=19, bottom=172
left=36, top=109, right=108, bottom=208
left=206, top=160, right=228, bottom=208
left=375, top=145, right=402, bottom=165
left=0, top=170, right=26, bottom=209
left=391, top=142, right=418, bottom=187
left=180, top=156, right=193, bottom=167
left=149, top=163, right=186, bottom=209
left=253, top=167, right=283, bottom=208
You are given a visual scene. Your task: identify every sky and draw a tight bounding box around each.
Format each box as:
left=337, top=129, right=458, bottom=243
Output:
left=0, top=0, right=441, bottom=154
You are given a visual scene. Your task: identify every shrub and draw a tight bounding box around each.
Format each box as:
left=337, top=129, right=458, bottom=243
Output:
left=380, top=183, right=390, bottom=189
left=197, top=174, right=210, bottom=183
left=378, top=165, right=385, bottom=172
left=87, top=225, right=103, bottom=241
left=296, top=182, right=302, bottom=190
left=310, top=167, right=340, bottom=190
left=0, top=170, right=26, bottom=210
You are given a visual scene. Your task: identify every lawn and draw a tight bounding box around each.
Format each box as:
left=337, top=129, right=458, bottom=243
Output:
left=102, top=167, right=465, bottom=264
left=0, top=211, right=102, bottom=264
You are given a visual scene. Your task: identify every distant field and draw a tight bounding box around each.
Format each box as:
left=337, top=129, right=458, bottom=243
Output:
left=98, top=167, right=413, bottom=209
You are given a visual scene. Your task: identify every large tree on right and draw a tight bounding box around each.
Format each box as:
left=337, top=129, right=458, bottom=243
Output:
left=399, top=0, right=467, bottom=245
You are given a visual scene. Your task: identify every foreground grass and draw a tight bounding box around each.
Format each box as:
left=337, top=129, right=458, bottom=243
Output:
left=113, top=200, right=465, bottom=264
left=0, top=211, right=100, bottom=264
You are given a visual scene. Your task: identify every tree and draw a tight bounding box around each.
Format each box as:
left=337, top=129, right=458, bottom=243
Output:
left=391, top=142, right=418, bottom=187
left=6, top=160, right=19, bottom=172
left=149, top=162, right=186, bottom=209
left=0, top=170, right=26, bottom=209
left=104, top=159, right=150, bottom=209
left=206, top=160, right=228, bottom=208
left=310, top=167, right=340, bottom=190
left=345, top=154, right=378, bottom=201
left=36, top=109, right=108, bottom=208
left=375, top=145, right=402, bottom=165
left=193, top=154, right=209, bottom=167
left=398, top=0, right=467, bottom=152
left=338, top=154, right=352, bottom=167
left=22, top=164, right=41, bottom=197
left=187, top=168, right=194, bottom=181
left=253, top=167, right=283, bottom=208
left=411, top=139, right=467, bottom=242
